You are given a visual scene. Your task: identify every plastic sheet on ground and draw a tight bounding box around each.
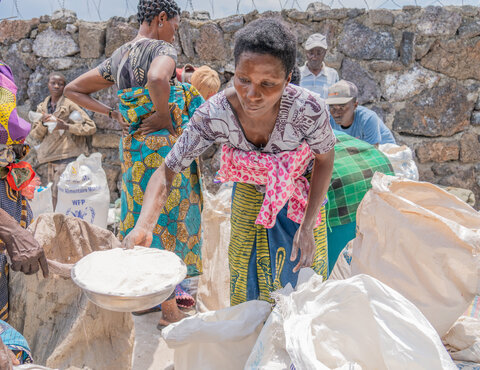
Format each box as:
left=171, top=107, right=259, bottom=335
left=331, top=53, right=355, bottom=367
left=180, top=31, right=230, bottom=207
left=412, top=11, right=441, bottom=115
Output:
left=162, top=300, right=271, bottom=370
left=246, top=269, right=456, bottom=370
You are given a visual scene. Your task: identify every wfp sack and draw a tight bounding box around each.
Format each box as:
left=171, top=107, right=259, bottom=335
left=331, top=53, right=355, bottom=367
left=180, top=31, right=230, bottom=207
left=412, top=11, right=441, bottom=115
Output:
left=162, top=300, right=271, bottom=370
left=55, top=153, right=110, bottom=228
left=350, top=173, right=480, bottom=336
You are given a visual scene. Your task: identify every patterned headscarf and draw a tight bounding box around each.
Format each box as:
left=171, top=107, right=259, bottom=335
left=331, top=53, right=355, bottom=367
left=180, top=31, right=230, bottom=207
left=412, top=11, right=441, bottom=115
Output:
left=0, top=61, right=30, bottom=146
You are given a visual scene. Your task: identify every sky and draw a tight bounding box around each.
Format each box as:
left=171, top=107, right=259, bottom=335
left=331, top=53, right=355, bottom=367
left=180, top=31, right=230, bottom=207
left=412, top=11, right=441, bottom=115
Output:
left=0, top=0, right=477, bottom=21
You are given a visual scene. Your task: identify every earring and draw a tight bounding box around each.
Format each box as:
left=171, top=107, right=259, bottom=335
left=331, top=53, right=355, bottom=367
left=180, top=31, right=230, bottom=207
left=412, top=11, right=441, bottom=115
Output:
left=159, top=23, right=163, bottom=27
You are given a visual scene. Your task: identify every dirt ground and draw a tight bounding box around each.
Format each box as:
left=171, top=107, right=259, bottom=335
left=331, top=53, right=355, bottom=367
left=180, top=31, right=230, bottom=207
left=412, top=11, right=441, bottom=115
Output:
left=132, top=312, right=174, bottom=370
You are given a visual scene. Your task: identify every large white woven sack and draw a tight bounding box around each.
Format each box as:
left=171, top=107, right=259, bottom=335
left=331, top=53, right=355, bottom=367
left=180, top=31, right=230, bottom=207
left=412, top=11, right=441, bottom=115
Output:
left=350, top=173, right=480, bottom=336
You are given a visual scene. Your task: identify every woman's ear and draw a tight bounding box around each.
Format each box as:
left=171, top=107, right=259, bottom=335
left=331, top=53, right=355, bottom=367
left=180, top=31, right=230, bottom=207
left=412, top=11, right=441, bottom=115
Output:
left=286, top=72, right=292, bottom=85
left=159, top=11, right=167, bottom=24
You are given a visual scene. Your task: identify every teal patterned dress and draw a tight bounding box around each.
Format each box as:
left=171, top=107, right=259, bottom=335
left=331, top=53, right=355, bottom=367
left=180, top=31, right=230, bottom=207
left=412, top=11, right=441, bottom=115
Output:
left=117, top=84, right=205, bottom=277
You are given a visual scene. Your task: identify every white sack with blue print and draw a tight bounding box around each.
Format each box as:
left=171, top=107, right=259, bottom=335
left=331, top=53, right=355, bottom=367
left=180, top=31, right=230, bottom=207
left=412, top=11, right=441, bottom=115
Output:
left=55, top=153, right=110, bottom=228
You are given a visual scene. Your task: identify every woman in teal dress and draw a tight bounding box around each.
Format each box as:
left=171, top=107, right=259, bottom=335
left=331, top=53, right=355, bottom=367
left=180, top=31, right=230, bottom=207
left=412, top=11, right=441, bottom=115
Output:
left=65, top=0, right=204, bottom=328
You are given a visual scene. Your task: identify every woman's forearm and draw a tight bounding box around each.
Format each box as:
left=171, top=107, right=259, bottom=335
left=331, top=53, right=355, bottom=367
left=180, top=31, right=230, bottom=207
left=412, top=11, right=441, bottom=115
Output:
left=64, top=90, right=113, bottom=115
left=148, top=76, right=171, bottom=115
left=64, top=69, right=115, bottom=115
left=302, top=149, right=335, bottom=229
left=147, top=55, right=176, bottom=115
left=135, top=163, right=176, bottom=231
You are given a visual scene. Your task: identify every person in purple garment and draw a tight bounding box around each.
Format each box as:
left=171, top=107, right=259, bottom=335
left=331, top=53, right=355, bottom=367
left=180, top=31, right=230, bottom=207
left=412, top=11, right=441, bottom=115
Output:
left=0, top=60, right=49, bottom=368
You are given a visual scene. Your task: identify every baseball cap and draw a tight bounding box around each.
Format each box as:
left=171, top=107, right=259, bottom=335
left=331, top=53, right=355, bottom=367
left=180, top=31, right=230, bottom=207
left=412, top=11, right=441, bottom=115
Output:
left=305, top=33, right=328, bottom=51
left=325, top=80, right=358, bottom=105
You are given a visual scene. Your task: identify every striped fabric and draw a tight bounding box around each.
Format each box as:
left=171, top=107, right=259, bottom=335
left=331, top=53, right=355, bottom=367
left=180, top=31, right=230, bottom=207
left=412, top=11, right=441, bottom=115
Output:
left=299, top=63, right=339, bottom=99
left=229, top=182, right=328, bottom=306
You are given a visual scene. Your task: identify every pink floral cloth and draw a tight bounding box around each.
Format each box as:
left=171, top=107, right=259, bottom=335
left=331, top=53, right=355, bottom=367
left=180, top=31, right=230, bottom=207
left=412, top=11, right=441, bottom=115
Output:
left=217, top=142, right=324, bottom=229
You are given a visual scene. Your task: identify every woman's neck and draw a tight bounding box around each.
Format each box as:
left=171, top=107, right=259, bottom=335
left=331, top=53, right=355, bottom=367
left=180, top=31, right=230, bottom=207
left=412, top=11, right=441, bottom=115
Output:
left=226, top=88, right=281, bottom=148
left=136, top=25, right=159, bottom=41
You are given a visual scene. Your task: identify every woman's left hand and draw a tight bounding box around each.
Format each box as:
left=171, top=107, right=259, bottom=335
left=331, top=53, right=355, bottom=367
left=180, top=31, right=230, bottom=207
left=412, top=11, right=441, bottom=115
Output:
left=291, top=225, right=315, bottom=273
left=139, top=111, right=176, bottom=136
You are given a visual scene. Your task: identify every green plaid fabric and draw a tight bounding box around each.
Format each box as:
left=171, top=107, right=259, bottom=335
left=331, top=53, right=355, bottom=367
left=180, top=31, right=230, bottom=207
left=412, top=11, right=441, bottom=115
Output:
left=327, top=131, right=394, bottom=227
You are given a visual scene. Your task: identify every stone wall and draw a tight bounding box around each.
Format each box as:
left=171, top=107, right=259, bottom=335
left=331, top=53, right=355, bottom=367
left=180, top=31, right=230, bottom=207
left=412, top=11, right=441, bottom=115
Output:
left=1, top=5, right=479, bottom=207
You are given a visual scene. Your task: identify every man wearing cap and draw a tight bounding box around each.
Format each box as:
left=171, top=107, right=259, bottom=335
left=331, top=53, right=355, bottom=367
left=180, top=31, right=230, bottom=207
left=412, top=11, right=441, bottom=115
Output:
left=299, top=33, right=339, bottom=99
left=326, top=80, right=396, bottom=145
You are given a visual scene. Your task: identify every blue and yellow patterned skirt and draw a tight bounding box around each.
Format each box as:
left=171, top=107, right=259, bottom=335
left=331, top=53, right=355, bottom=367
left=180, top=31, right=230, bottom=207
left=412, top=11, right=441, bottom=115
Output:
left=229, top=182, right=328, bottom=306
left=117, top=84, right=204, bottom=277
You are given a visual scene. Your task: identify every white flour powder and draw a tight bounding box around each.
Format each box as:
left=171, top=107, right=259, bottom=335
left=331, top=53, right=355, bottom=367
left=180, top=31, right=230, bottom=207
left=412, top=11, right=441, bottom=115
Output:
left=73, top=247, right=187, bottom=296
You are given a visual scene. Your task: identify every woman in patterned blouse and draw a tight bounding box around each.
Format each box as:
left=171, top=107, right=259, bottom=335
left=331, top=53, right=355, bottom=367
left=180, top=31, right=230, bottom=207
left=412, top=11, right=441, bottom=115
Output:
left=123, top=18, right=336, bottom=305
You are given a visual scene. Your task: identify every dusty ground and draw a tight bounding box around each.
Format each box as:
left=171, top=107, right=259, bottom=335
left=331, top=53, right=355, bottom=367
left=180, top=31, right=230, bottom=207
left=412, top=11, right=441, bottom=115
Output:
left=132, top=312, right=174, bottom=370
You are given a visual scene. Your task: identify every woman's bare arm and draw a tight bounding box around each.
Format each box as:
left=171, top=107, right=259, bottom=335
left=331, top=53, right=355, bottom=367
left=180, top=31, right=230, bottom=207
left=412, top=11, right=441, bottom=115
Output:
left=121, top=163, right=177, bottom=248
left=138, top=55, right=177, bottom=135
left=64, top=69, right=115, bottom=115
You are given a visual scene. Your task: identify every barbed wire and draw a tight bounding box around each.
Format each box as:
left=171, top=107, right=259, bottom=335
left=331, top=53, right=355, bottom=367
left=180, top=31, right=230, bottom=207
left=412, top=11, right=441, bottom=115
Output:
left=1, top=0, right=479, bottom=21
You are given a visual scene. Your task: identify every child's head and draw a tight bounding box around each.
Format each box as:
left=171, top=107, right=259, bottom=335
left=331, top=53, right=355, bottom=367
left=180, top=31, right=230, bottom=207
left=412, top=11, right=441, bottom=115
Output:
left=190, top=66, right=221, bottom=100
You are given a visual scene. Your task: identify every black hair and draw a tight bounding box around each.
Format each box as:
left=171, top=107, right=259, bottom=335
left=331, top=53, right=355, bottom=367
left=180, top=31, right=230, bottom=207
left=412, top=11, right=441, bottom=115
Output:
left=48, top=71, right=66, bottom=83
left=290, top=65, right=301, bottom=85
left=233, top=18, right=297, bottom=78
left=137, top=0, right=181, bottom=24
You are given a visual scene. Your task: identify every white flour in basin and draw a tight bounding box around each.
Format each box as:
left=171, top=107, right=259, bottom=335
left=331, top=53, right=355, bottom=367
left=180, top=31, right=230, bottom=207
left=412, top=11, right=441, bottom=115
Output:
left=73, top=246, right=187, bottom=296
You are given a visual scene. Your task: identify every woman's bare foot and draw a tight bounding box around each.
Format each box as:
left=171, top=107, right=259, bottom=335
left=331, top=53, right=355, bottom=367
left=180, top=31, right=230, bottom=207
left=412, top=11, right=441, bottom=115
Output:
left=157, top=298, right=186, bottom=329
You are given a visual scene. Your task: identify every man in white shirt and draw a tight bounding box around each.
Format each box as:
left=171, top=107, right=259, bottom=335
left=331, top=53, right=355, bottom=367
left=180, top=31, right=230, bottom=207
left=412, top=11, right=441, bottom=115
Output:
left=299, top=33, right=339, bottom=99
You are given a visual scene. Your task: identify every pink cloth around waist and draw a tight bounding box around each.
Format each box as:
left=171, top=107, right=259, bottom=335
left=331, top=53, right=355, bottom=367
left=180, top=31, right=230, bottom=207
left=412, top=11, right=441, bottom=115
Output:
left=216, top=142, right=324, bottom=229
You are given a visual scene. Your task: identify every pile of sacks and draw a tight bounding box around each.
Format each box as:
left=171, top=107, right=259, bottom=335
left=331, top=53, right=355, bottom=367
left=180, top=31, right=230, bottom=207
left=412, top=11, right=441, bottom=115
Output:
left=163, top=173, right=480, bottom=370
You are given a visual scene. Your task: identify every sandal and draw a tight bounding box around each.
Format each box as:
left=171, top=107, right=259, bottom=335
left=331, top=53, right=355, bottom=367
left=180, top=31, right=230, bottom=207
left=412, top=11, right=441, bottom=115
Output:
left=175, top=285, right=195, bottom=309
left=132, top=304, right=162, bottom=316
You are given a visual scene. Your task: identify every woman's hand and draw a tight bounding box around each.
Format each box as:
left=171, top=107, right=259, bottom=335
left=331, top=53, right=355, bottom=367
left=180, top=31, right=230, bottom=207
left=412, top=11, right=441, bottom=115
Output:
left=111, top=110, right=129, bottom=135
left=138, top=111, right=176, bottom=136
left=122, top=226, right=153, bottom=249
left=290, top=224, right=316, bottom=273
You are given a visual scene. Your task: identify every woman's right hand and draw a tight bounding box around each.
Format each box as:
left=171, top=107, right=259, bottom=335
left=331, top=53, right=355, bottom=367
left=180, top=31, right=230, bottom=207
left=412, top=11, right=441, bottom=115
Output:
left=122, top=226, right=153, bottom=249
left=138, top=111, right=176, bottom=136
left=111, top=110, right=129, bottom=136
